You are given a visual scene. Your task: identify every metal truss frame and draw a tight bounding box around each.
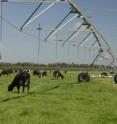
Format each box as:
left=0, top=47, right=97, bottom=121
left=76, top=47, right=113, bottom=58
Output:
left=0, top=0, right=115, bottom=66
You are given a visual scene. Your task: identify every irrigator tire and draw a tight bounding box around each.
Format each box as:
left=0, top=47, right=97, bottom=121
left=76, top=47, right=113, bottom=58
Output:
left=78, top=72, right=90, bottom=82
left=101, top=72, right=108, bottom=77
left=114, top=74, right=117, bottom=84
left=110, top=71, right=114, bottom=75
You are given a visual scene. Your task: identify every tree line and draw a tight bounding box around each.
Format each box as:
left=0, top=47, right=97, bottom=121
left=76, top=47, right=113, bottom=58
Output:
left=0, top=62, right=115, bottom=71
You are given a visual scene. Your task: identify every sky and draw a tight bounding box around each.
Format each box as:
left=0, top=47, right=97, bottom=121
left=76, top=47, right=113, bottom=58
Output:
left=0, top=0, right=117, bottom=64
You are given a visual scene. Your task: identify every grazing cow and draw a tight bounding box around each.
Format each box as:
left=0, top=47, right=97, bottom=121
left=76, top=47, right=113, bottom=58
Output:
left=53, top=70, right=64, bottom=79
left=1, top=70, right=10, bottom=76
left=14, top=69, right=18, bottom=73
left=42, top=71, right=47, bottom=77
left=8, top=71, right=30, bottom=93
left=33, top=69, right=41, bottom=78
left=8, top=69, right=14, bottom=74
left=1, top=69, right=14, bottom=76
left=64, top=70, right=68, bottom=74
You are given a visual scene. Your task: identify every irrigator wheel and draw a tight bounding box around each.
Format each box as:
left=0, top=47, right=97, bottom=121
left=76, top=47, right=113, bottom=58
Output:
left=78, top=72, right=90, bottom=82
left=114, top=74, right=117, bottom=84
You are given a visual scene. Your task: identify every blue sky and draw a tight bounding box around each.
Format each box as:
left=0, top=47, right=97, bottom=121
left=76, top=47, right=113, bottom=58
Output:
left=0, top=0, right=117, bottom=64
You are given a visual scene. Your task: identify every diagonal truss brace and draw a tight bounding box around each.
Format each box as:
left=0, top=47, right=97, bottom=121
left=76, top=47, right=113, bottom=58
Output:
left=67, top=0, right=114, bottom=65
left=0, top=0, right=115, bottom=65
left=76, top=32, right=92, bottom=48
left=62, top=23, right=83, bottom=45
left=45, top=14, right=78, bottom=41
left=20, top=2, right=43, bottom=31
left=20, top=0, right=60, bottom=30
left=91, top=49, right=103, bottom=66
left=45, top=11, right=71, bottom=41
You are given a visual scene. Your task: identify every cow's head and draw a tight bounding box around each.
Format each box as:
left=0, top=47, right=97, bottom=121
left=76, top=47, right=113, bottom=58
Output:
left=8, top=84, right=14, bottom=91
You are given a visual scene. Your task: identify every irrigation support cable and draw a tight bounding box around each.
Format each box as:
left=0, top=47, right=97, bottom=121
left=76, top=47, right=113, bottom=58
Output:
left=1, top=16, right=38, bottom=39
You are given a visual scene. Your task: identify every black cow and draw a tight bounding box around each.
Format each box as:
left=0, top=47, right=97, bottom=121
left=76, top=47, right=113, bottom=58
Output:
left=1, top=69, right=14, bottom=76
left=42, top=71, right=47, bottom=77
left=33, top=69, right=41, bottom=78
left=8, top=71, right=30, bottom=93
left=1, top=70, right=10, bottom=76
left=64, top=70, right=68, bottom=74
left=8, top=69, right=14, bottom=74
left=14, top=70, right=17, bottom=73
left=53, top=70, right=64, bottom=79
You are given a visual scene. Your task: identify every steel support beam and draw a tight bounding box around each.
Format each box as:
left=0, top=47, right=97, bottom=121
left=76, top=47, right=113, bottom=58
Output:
left=91, top=49, right=103, bottom=66
left=20, top=0, right=60, bottom=29
left=67, top=0, right=102, bottom=48
left=0, top=0, right=68, bottom=3
left=45, top=14, right=78, bottom=41
left=62, top=23, right=83, bottom=45
left=20, top=2, right=43, bottom=31
left=79, top=34, right=94, bottom=48
left=45, top=11, right=71, bottom=41
left=77, top=32, right=92, bottom=47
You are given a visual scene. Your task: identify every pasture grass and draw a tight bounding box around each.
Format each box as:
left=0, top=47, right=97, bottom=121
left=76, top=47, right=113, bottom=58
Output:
left=0, top=71, right=117, bottom=124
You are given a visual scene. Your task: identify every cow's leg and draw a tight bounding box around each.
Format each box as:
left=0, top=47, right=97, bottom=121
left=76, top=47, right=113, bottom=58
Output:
left=26, top=78, right=30, bottom=93
left=53, top=76, right=54, bottom=80
left=17, top=86, right=20, bottom=93
left=27, top=85, right=29, bottom=93
left=61, top=75, right=63, bottom=79
left=23, top=83, right=25, bottom=93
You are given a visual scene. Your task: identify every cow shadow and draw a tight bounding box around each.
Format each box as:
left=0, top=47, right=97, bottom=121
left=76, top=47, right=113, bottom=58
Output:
left=0, top=94, right=28, bottom=104
left=30, top=82, right=80, bottom=96
left=30, top=85, right=61, bottom=95
left=42, top=85, right=60, bottom=92
left=0, top=82, right=82, bottom=103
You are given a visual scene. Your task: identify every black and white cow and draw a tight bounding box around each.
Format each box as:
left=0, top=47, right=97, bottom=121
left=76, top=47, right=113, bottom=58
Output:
left=53, top=70, right=64, bottom=80
left=8, top=71, right=30, bottom=93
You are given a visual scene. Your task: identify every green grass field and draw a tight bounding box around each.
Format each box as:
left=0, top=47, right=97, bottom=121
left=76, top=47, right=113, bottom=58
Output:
left=0, top=71, right=117, bottom=124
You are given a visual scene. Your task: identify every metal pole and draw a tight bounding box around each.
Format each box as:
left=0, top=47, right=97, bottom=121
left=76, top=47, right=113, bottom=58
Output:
left=67, top=41, right=70, bottom=65
left=37, top=23, right=41, bottom=65
left=61, top=45, right=63, bottom=63
left=55, top=34, right=58, bottom=59
left=77, top=47, right=79, bottom=64
left=83, top=46, right=87, bottom=71
left=0, top=2, right=2, bottom=60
